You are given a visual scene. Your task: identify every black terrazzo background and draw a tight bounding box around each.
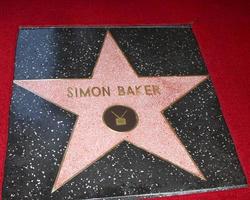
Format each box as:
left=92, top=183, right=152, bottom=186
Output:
left=3, top=27, right=246, bottom=200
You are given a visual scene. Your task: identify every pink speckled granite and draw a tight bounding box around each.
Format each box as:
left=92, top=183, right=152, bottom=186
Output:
left=14, top=32, right=207, bottom=192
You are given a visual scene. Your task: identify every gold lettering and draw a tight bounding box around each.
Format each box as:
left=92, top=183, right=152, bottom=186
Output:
left=67, top=87, right=73, bottom=98
left=75, top=87, right=78, bottom=97
left=80, top=88, right=91, bottom=97
left=127, top=86, right=135, bottom=95
left=66, top=85, right=161, bottom=98
left=102, top=87, right=111, bottom=96
left=144, top=85, right=153, bottom=95
left=152, top=85, right=160, bottom=95
left=91, top=87, right=101, bottom=96
left=118, top=86, right=125, bottom=96
left=135, top=85, right=142, bottom=95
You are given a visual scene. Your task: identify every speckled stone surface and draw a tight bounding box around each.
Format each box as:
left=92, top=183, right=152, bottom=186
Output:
left=3, top=27, right=247, bottom=200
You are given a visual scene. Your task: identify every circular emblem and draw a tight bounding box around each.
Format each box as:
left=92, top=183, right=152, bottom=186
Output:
left=103, top=105, right=138, bottom=132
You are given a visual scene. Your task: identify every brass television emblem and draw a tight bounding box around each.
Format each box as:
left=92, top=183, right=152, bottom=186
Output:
left=112, top=110, right=127, bottom=126
left=103, top=105, right=138, bottom=132
left=115, top=117, right=126, bottom=126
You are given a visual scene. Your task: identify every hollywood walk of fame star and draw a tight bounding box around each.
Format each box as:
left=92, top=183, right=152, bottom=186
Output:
left=14, top=32, right=207, bottom=192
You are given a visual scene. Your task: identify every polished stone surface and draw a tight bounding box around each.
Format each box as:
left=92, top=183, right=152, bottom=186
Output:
left=3, top=27, right=246, bottom=200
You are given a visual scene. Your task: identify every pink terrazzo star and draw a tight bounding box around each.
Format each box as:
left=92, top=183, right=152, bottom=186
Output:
left=14, top=32, right=207, bottom=192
